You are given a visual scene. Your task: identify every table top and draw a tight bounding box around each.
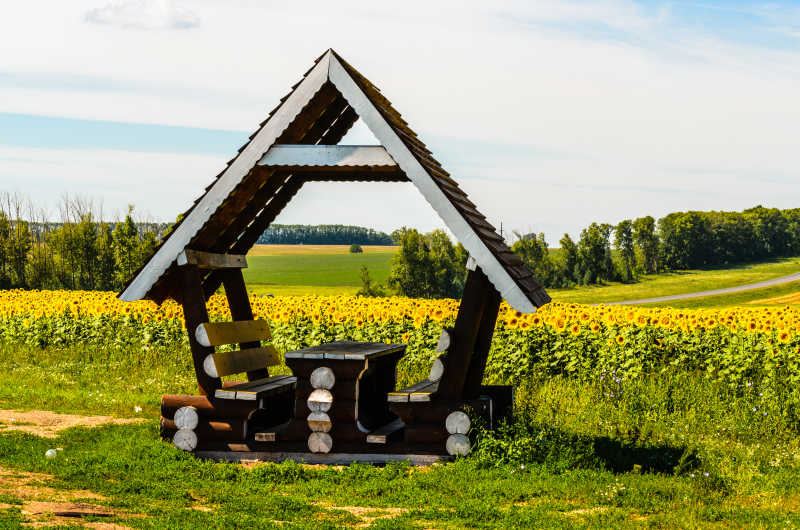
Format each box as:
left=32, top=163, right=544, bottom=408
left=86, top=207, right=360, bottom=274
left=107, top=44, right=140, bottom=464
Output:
left=284, top=340, right=406, bottom=361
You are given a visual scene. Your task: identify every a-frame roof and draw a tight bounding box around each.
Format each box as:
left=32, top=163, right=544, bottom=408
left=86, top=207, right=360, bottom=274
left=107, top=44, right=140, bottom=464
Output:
left=119, top=50, right=550, bottom=313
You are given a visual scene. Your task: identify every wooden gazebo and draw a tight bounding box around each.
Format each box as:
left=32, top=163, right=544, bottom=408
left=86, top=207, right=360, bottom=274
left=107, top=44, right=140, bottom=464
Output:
left=120, top=50, right=550, bottom=464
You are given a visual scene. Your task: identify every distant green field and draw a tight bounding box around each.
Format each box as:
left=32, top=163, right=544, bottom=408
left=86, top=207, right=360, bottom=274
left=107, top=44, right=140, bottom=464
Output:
left=548, top=257, right=800, bottom=306
left=243, top=244, right=397, bottom=296
left=243, top=245, right=800, bottom=306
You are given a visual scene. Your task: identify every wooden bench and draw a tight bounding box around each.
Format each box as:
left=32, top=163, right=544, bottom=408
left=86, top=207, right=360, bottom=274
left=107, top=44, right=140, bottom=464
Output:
left=196, top=319, right=297, bottom=407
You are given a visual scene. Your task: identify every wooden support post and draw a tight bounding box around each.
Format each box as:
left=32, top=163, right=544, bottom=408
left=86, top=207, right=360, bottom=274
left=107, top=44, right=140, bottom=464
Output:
left=220, top=269, right=269, bottom=381
left=462, top=283, right=502, bottom=399
left=437, top=267, right=491, bottom=400
left=181, top=265, right=221, bottom=397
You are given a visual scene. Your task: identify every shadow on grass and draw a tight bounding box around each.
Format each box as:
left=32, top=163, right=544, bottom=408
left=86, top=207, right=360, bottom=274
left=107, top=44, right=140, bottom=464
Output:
left=474, top=422, right=698, bottom=476
left=592, top=436, right=698, bottom=474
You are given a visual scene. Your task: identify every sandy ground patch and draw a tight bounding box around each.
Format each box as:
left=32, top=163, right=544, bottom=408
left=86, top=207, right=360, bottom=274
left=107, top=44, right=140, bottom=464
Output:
left=316, top=502, right=407, bottom=527
left=0, top=409, right=143, bottom=438
left=0, top=465, right=106, bottom=502
left=0, top=465, right=139, bottom=528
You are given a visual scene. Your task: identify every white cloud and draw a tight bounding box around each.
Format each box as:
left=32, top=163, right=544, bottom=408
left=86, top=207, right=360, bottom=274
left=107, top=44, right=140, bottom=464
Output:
left=85, top=0, right=199, bottom=30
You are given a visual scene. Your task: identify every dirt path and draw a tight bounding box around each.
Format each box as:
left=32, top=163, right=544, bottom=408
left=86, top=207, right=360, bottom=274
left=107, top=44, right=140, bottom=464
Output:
left=0, top=409, right=143, bottom=438
left=606, top=272, right=800, bottom=305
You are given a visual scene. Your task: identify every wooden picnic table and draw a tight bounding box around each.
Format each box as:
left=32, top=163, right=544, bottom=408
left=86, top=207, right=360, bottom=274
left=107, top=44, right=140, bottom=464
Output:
left=279, top=341, right=406, bottom=453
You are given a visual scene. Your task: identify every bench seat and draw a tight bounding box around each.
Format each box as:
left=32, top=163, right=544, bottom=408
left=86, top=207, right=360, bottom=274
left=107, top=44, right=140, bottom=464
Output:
left=215, top=374, right=297, bottom=402
left=387, top=379, right=439, bottom=403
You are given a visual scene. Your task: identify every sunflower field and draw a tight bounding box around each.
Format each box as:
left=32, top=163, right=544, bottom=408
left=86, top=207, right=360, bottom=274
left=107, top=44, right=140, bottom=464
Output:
left=1, top=289, right=799, bottom=398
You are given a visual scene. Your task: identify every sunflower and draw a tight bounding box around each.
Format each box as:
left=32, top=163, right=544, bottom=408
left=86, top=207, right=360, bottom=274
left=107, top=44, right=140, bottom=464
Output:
left=615, top=335, right=626, bottom=345
left=569, top=324, right=581, bottom=336
left=778, top=331, right=791, bottom=344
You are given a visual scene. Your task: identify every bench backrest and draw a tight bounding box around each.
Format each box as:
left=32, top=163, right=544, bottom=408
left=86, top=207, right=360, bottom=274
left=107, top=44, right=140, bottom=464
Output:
left=195, top=320, right=280, bottom=379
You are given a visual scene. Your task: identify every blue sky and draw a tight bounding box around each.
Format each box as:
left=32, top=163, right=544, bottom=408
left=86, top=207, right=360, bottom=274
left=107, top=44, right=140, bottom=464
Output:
left=1, top=0, right=798, bottom=242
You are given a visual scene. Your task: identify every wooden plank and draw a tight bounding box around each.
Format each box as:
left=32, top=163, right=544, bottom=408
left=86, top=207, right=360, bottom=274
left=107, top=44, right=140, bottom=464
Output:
left=388, top=379, right=438, bottom=402
left=366, top=418, right=405, bottom=444
left=462, top=278, right=502, bottom=399
left=258, top=145, right=397, bottom=168
left=211, top=346, right=281, bottom=377
left=221, top=268, right=270, bottom=381
left=194, top=451, right=452, bottom=465
left=254, top=432, right=277, bottom=442
left=215, top=375, right=296, bottom=400
left=180, top=266, right=220, bottom=397
left=177, top=249, right=247, bottom=269
left=195, top=319, right=271, bottom=348
left=161, top=394, right=255, bottom=420
left=119, top=51, right=332, bottom=302
left=437, top=268, right=491, bottom=400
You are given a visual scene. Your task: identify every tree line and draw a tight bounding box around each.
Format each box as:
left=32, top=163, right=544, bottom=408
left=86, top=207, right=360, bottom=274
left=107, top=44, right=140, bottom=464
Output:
left=371, top=205, right=800, bottom=299
left=257, top=224, right=394, bottom=245
left=0, top=193, right=165, bottom=291
left=513, top=205, right=800, bottom=289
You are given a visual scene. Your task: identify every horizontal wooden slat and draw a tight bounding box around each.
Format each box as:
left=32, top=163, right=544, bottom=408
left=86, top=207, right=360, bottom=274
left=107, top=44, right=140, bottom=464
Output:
left=211, top=345, right=281, bottom=377
left=195, top=320, right=272, bottom=347
left=215, top=375, right=296, bottom=401
left=177, top=249, right=247, bottom=269
left=388, top=379, right=439, bottom=403
left=258, top=145, right=397, bottom=168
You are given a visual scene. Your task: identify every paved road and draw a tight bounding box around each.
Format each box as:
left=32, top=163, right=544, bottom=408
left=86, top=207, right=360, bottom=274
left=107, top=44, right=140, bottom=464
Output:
left=606, top=272, right=800, bottom=305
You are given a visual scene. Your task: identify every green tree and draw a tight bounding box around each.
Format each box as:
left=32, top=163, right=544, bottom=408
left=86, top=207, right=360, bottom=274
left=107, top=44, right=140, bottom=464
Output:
left=575, top=223, right=615, bottom=285
left=75, top=213, right=99, bottom=289
left=356, top=265, right=385, bottom=297
left=559, top=233, right=578, bottom=285
left=511, top=232, right=563, bottom=287
left=388, top=228, right=465, bottom=299
left=632, top=216, right=660, bottom=274
left=614, top=219, right=636, bottom=282
left=0, top=212, right=9, bottom=288
left=113, top=206, right=141, bottom=287
left=349, top=243, right=363, bottom=253
left=7, top=219, right=31, bottom=287
left=96, top=223, right=116, bottom=290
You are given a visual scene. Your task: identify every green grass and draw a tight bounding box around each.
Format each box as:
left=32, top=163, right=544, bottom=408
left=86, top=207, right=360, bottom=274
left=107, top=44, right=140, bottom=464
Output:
left=243, top=244, right=397, bottom=296
left=548, top=257, right=800, bottom=306
left=1, top=342, right=800, bottom=527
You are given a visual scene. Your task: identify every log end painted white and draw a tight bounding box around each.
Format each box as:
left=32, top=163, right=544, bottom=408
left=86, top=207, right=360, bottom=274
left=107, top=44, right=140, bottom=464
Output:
left=202, top=354, right=218, bottom=378
left=173, top=429, right=198, bottom=452
left=307, top=388, right=333, bottom=412
left=435, top=328, right=452, bottom=353
left=310, top=366, right=336, bottom=390
left=445, top=411, right=470, bottom=435
left=429, top=357, right=446, bottom=382
left=174, top=406, right=199, bottom=430
left=307, top=411, right=332, bottom=433
left=308, top=432, right=333, bottom=453
left=195, top=323, right=211, bottom=348
left=445, top=433, right=471, bottom=456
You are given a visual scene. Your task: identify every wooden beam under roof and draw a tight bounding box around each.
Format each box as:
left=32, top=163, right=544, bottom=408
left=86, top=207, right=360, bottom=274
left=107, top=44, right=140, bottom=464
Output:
left=258, top=145, right=397, bottom=168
